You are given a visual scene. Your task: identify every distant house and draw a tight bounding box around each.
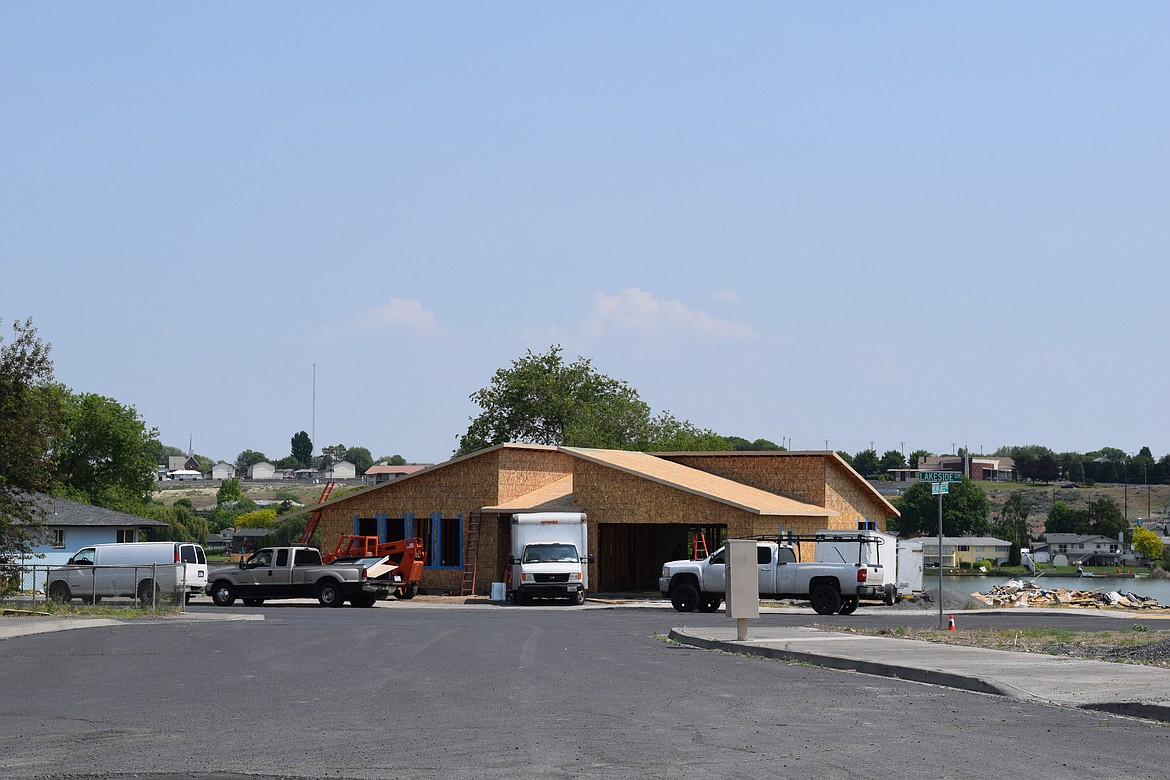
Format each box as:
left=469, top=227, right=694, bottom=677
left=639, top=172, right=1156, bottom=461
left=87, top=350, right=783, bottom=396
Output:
left=211, top=462, right=235, bottom=480
left=230, top=527, right=274, bottom=559
left=1044, top=533, right=1123, bottom=566
left=168, top=455, right=200, bottom=472
left=168, top=469, right=203, bottom=481
left=14, top=494, right=168, bottom=567
left=363, top=464, right=426, bottom=485
left=906, top=536, right=1012, bottom=567
left=889, top=455, right=1017, bottom=485
left=247, top=461, right=276, bottom=480
left=322, top=460, right=357, bottom=480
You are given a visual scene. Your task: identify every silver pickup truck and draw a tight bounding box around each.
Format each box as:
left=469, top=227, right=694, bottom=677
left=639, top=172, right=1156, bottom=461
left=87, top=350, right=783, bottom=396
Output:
left=205, top=546, right=395, bottom=608
left=659, top=540, right=883, bottom=615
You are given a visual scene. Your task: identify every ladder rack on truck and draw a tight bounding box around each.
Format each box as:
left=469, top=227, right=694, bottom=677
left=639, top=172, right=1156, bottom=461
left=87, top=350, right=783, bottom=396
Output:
left=752, top=533, right=888, bottom=564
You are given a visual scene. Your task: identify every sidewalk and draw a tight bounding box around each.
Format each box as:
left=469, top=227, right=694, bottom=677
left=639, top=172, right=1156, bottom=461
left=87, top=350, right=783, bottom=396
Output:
left=669, top=625, right=1170, bottom=723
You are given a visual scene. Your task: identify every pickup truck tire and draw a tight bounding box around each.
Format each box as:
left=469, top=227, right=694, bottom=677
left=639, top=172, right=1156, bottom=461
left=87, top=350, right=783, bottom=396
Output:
left=569, top=589, right=586, bottom=606
left=211, top=582, right=236, bottom=607
left=48, top=581, right=71, bottom=603
left=696, top=596, right=722, bottom=613
left=317, top=580, right=345, bottom=607
left=838, top=596, right=859, bottom=615
left=810, top=584, right=842, bottom=616
left=884, top=584, right=897, bottom=606
left=670, top=583, right=700, bottom=613
left=242, top=598, right=264, bottom=607
left=351, top=595, right=377, bottom=608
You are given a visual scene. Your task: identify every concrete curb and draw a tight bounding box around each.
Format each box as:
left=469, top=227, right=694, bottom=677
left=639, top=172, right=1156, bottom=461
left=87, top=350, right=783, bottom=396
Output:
left=667, top=627, right=1170, bottom=723
left=667, top=627, right=1012, bottom=697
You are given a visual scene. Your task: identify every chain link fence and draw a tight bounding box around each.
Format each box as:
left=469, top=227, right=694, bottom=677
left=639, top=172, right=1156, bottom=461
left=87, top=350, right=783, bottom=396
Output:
left=1, top=563, right=193, bottom=613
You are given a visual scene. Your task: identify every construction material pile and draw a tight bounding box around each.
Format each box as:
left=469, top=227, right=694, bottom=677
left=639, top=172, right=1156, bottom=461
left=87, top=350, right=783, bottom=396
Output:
left=970, top=579, right=1170, bottom=610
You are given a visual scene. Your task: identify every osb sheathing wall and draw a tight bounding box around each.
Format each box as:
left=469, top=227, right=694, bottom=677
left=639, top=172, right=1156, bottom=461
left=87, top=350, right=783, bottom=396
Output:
left=824, top=471, right=896, bottom=530
left=571, top=460, right=831, bottom=566
left=659, top=454, right=829, bottom=508
left=314, top=447, right=572, bottom=593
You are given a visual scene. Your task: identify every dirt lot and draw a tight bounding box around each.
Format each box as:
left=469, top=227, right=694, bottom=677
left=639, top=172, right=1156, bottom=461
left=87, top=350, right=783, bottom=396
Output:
left=839, top=624, right=1170, bottom=669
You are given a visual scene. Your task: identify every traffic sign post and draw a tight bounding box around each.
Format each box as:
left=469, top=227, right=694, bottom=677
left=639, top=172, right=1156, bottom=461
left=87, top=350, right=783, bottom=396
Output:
left=927, top=471, right=963, bottom=629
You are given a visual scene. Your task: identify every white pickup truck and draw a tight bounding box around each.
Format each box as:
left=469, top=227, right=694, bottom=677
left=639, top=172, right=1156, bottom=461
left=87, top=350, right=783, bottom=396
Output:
left=659, top=539, right=885, bottom=615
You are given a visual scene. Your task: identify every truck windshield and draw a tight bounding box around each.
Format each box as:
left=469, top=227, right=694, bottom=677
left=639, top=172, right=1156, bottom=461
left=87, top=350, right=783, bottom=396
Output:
left=522, top=543, right=580, bottom=564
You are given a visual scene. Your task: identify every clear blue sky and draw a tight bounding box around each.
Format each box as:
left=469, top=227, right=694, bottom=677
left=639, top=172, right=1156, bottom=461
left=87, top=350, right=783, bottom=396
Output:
left=3, top=2, right=1167, bottom=465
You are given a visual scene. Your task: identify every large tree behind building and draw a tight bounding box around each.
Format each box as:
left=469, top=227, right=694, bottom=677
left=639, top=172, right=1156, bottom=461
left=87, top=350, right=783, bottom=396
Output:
left=291, top=431, right=313, bottom=468
left=456, top=345, right=727, bottom=455
left=0, top=318, right=65, bottom=561
left=893, top=478, right=990, bottom=538
left=52, top=391, right=160, bottom=512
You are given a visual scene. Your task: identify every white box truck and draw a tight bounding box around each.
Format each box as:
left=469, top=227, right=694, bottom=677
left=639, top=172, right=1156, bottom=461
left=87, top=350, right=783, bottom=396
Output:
left=47, top=541, right=208, bottom=605
left=508, top=512, right=593, bottom=606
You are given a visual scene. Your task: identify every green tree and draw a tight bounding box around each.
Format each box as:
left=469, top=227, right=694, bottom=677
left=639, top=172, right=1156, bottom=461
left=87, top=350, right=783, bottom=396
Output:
left=851, top=449, right=880, bottom=478
left=725, top=436, right=783, bottom=451
left=1085, top=497, right=1126, bottom=539
left=52, top=391, right=159, bottom=511
left=836, top=451, right=854, bottom=467
left=993, top=491, right=1030, bottom=565
left=1131, top=526, right=1164, bottom=563
left=0, top=318, right=65, bottom=561
left=317, top=443, right=347, bottom=469
left=344, top=446, right=374, bottom=474
left=274, top=454, right=299, bottom=470
left=291, top=431, right=313, bottom=468
left=1046, top=500, right=1085, bottom=534
left=635, top=412, right=729, bottom=452
left=894, top=478, right=990, bottom=537
left=216, top=478, right=243, bottom=505
left=878, top=449, right=907, bottom=476
left=234, top=508, right=278, bottom=528
left=458, top=345, right=651, bottom=454
left=235, top=449, right=268, bottom=472
left=380, top=454, right=407, bottom=466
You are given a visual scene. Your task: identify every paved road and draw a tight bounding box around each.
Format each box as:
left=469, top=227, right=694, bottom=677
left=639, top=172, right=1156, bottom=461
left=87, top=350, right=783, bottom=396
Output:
left=3, top=604, right=1170, bottom=779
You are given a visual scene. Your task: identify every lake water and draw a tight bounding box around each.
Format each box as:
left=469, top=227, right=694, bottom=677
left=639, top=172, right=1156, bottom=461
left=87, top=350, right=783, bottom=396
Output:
left=936, top=574, right=1170, bottom=604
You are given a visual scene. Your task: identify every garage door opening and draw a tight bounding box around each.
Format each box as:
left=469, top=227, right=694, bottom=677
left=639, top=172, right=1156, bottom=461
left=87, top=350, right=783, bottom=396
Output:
left=597, top=524, right=726, bottom=592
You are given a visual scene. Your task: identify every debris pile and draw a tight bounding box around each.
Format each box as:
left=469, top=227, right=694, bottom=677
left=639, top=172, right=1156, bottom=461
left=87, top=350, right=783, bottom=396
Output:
left=970, top=579, right=1170, bottom=610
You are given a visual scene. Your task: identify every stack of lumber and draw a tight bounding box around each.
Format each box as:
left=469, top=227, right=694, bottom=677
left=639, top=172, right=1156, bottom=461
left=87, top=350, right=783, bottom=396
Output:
left=970, top=579, right=1170, bottom=610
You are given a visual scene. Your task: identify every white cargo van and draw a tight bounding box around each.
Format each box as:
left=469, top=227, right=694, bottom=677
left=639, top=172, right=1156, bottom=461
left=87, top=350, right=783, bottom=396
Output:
left=47, top=542, right=207, bottom=604
left=508, top=513, right=593, bottom=605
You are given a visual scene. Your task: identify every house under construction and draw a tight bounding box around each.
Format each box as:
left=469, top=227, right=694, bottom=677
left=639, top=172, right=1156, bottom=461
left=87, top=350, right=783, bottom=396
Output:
left=301, top=444, right=899, bottom=594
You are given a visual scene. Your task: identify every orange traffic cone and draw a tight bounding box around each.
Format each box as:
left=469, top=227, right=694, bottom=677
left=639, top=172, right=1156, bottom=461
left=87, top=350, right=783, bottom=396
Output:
left=948, top=614, right=956, bottom=631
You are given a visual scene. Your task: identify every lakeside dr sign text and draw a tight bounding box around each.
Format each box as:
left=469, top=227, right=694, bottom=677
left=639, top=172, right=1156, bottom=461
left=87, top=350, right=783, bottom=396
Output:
left=920, top=471, right=962, bottom=483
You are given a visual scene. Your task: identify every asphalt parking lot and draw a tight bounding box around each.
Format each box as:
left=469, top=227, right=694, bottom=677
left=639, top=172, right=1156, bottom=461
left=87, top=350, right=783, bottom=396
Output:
left=4, top=600, right=1170, bottom=779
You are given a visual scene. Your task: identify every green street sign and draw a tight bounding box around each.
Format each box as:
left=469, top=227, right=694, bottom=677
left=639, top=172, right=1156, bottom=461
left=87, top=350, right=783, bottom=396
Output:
left=921, top=471, right=962, bottom=483
left=931, top=482, right=950, bottom=495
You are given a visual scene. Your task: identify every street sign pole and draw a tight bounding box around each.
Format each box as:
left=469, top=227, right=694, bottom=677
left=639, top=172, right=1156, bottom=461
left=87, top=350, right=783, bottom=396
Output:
left=937, top=489, right=944, bottom=630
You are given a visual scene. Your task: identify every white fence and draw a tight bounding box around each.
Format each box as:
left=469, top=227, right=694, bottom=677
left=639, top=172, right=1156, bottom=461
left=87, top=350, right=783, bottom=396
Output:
left=2, top=563, right=192, bottom=613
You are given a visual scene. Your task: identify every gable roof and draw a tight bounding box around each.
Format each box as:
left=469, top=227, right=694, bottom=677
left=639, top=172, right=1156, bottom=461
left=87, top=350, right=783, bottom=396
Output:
left=29, top=494, right=167, bottom=528
left=561, top=448, right=836, bottom=517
